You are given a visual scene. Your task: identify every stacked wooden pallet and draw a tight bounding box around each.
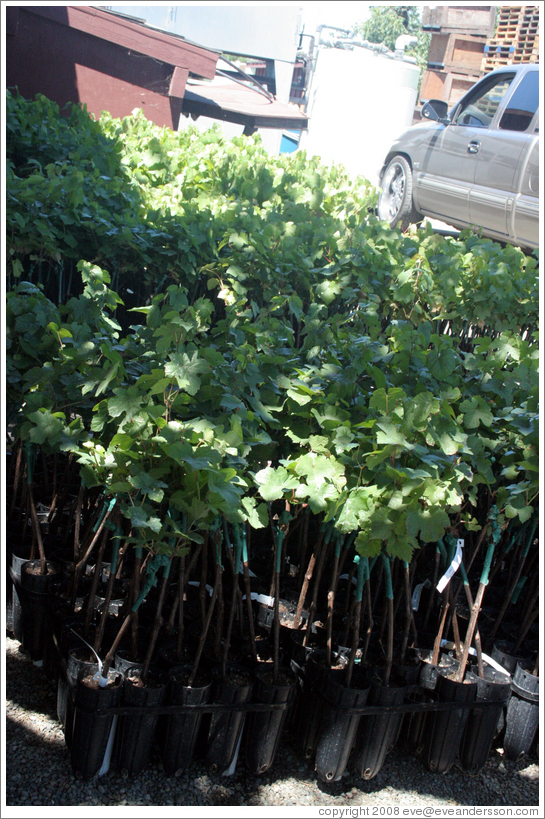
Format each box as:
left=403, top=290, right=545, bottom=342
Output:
left=482, top=6, right=540, bottom=72
left=419, top=6, right=495, bottom=107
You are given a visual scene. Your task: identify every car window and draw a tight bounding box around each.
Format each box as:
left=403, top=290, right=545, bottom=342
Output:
left=499, top=71, right=539, bottom=131
left=454, top=74, right=514, bottom=127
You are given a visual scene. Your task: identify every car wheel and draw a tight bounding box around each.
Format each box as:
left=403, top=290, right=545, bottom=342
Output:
left=377, top=155, right=422, bottom=231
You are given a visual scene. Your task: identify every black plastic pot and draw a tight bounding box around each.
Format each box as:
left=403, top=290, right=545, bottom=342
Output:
left=59, top=646, right=97, bottom=746
left=115, top=668, right=166, bottom=776
left=114, top=650, right=144, bottom=677
left=393, top=648, right=423, bottom=685
left=419, top=650, right=458, bottom=691
left=352, top=673, right=407, bottom=781
left=423, top=667, right=477, bottom=775
left=8, top=542, right=33, bottom=642
left=459, top=666, right=512, bottom=773
left=244, top=666, right=297, bottom=775
left=206, top=663, right=254, bottom=775
left=315, top=670, right=370, bottom=783
left=70, top=666, right=123, bottom=780
left=19, top=559, right=61, bottom=665
left=491, top=640, right=531, bottom=676
left=401, top=651, right=455, bottom=757
left=391, top=649, right=422, bottom=748
left=503, top=661, right=539, bottom=760
left=160, top=665, right=213, bottom=776
left=289, top=630, right=323, bottom=667
left=293, top=653, right=345, bottom=760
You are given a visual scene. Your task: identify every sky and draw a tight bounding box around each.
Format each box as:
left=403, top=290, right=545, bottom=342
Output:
left=300, top=2, right=372, bottom=33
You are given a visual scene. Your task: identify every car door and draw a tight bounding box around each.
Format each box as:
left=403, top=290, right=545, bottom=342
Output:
left=417, top=72, right=515, bottom=226
left=469, top=69, right=540, bottom=240
left=512, top=132, right=539, bottom=249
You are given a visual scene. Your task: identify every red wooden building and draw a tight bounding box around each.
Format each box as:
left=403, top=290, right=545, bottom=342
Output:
left=5, top=5, right=219, bottom=129
left=5, top=5, right=308, bottom=133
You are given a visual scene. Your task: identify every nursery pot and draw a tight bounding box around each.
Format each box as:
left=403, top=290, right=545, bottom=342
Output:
left=19, top=559, right=61, bottom=665
left=392, top=648, right=423, bottom=748
left=58, top=646, right=97, bottom=745
left=290, top=629, right=326, bottom=666
left=419, top=650, right=458, bottom=691
left=406, top=651, right=459, bottom=755
left=491, top=640, right=531, bottom=676
left=160, top=665, right=213, bottom=776
left=206, top=663, right=254, bottom=775
left=423, top=667, right=477, bottom=775
left=115, top=650, right=144, bottom=677
left=315, top=669, right=370, bottom=783
left=352, top=673, right=407, bottom=781
left=244, top=666, right=297, bottom=775
left=503, top=661, right=539, bottom=760
left=407, top=650, right=459, bottom=753
left=459, top=666, right=512, bottom=773
left=115, top=667, right=166, bottom=776
left=294, top=652, right=346, bottom=760
left=8, top=542, right=32, bottom=642
left=70, top=666, right=123, bottom=780
left=393, top=648, right=423, bottom=685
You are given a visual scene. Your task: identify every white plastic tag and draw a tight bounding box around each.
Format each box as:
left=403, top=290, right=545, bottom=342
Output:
left=412, top=579, right=431, bottom=611
left=241, top=592, right=274, bottom=607
left=436, top=539, right=464, bottom=593
left=440, top=640, right=510, bottom=678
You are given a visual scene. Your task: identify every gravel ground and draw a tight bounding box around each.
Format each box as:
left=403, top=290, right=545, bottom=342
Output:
left=4, top=635, right=540, bottom=811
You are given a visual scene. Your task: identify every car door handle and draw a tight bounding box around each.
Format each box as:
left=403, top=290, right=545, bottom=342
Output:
left=467, top=140, right=481, bottom=154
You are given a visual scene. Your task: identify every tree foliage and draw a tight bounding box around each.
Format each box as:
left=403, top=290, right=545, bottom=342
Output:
left=6, top=90, right=538, bottom=561
left=356, top=5, right=431, bottom=72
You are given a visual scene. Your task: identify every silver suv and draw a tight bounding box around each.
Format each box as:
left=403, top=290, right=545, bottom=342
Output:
left=377, top=64, right=539, bottom=250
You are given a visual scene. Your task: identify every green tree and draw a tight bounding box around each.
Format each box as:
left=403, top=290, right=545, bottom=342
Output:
left=356, top=6, right=430, bottom=72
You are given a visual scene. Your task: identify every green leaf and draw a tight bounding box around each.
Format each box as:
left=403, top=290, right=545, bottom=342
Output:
left=125, top=506, right=162, bottom=533
left=406, top=507, right=450, bottom=543
left=27, top=409, right=65, bottom=446
left=108, top=387, right=144, bottom=421
left=369, top=387, right=405, bottom=415
left=165, top=351, right=209, bottom=395
left=460, top=396, right=494, bottom=429
left=241, top=496, right=268, bottom=529
left=355, top=532, right=382, bottom=559
left=293, top=452, right=345, bottom=491
left=375, top=419, right=409, bottom=447
left=254, top=465, right=300, bottom=502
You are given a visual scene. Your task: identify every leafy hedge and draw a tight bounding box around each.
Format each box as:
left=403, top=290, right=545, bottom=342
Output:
left=6, top=90, right=539, bottom=561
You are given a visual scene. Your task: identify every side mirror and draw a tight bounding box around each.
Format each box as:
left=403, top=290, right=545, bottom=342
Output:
left=421, top=99, right=450, bottom=124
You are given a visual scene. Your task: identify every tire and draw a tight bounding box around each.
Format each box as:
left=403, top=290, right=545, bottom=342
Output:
left=377, top=155, right=422, bottom=231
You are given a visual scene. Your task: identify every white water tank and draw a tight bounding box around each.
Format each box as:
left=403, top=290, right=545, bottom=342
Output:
left=298, top=46, right=420, bottom=186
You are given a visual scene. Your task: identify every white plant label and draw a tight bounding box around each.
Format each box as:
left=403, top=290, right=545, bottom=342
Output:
left=411, top=579, right=431, bottom=611
left=436, top=539, right=464, bottom=593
